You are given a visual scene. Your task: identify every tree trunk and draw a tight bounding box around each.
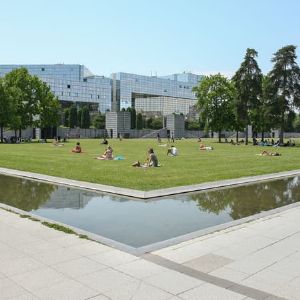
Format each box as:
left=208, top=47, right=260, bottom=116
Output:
left=262, top=132, right=264, bottom=141
left=245, top=125, right=248, bottom=145
left=218, top=130, right=221, bottom=143
left=19, top=128, right=22, bottom=139
left=236, top=131, right=239, bottom=143
left=280, top=112, right=285, bottom=144
left=0, top=126, right=3, bottom=143
left=14, top=130, right=17, bottom=139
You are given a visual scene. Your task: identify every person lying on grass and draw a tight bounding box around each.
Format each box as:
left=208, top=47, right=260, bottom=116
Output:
left=199, top=143, right=213, bottom=151
left=95, top=145, right=114, bottom=160
left=132, top=148, right=159, bottom=167
left=260, top=150, right=281, bottom=156
left=52, top=138, right=64, bottom=147
left=72, top=142, right=82, bottom=153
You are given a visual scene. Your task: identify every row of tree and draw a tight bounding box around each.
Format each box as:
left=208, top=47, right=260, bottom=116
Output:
left=63, top=105, right=91, bottom=129
left=0, top=68, right=60, bottom=142
left=193, top=45, right=300, bottom=144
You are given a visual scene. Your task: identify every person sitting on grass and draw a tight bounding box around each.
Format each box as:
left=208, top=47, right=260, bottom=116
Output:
left=95, top=145, right=113, bottom=160
left=52, top=137, right=64, bottom=147
left=199, top=143, right=213, bottom=151
left=132, top=148, right=159, bottom=167
left=167, top=145, right=178, bottom=156
left=72, top=142, right=82, bottom=153
left=100, top=137, right=108, bottom=145
left=261, top=150, right=281, bottom=156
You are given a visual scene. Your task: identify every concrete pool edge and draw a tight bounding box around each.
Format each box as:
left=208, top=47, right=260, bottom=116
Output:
left=1, top=166, right=300, bottom=198
left=1, top=201, right=300, bottom=257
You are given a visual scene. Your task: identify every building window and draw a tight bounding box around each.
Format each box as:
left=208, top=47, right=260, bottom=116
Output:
left=97, top=95, right=100, bottom=99
left=83, top=78, right=87, bottom=82
left=41, top=68, right=45, bottom=71
left=61, top=92, right=64, bottom=96
left=68, top=92, right=71, bottom=96
left=90, top=94, right=93, bottom=99
left=164, top=89, right=167, bottom=92
left=67, top=84, right=71, bottom=89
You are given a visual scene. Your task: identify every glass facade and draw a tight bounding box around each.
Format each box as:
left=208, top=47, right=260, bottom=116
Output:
left=112, top=72, right=203, bottom=115
left=0, top=64, right=111, bottom=112
left=0, top=65, right=203, bottom=117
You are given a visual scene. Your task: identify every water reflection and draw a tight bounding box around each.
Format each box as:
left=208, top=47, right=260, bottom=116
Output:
left=190, top=176, right=300, bottom=219
left=0, top=175, right=57, bottom=211
left=0, top=174, right=300, bottom=247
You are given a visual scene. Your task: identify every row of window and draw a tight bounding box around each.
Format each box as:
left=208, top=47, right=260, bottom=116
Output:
left=57, top=91, right=108, bottom=99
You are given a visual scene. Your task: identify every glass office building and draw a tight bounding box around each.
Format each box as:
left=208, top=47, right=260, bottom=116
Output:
left=0, top=64, right=112, bottom=112
left=0, top=64, right=203, bottom=117
left=111, top=72, right=203, bottom=116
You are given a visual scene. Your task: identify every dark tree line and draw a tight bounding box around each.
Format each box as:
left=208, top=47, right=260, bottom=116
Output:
left=194, top=45, right=300, bottom=143
left=63, top=105, right=91, bottom=129
left=0, top=68, right=60, bottom=142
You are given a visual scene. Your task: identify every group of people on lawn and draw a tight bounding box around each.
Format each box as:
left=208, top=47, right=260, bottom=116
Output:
left=69, top=134, right=285, bottom=168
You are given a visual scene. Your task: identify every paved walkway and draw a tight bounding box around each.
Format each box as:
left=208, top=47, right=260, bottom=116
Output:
left=1, top=205, right=300, bottom=300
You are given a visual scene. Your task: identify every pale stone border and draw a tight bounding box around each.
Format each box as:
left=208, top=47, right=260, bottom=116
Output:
left=1, top=167, right=300, bottom=198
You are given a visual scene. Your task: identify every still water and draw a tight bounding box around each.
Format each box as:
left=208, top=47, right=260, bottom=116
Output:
left=0, top=174, right=299, bottom=247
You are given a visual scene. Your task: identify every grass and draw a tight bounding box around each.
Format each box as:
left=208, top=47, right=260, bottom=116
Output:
left=0, top=138, right=299, bottom=190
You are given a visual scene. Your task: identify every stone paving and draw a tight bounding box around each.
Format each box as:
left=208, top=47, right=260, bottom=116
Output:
left=1, top=205, right=300, bottom=299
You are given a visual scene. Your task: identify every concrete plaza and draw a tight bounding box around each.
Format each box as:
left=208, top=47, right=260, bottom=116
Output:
left=1, top=203, right=300, bottom=299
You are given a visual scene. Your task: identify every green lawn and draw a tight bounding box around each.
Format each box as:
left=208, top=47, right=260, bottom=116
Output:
left=0, top=138, right=299, bottom=190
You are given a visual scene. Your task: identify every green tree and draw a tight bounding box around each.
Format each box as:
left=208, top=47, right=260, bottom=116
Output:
left=255, top=75, right=274, bottom=140
left=131, top=108, right=136, bottom=129
left=152, top=117, right=163, bottom=129
left=146, top=117, right=153, bottom=129
left=0, top=79, right=15, bottom=142
left=185, top=120, right=200, bottom=130
left=77, top=107, right=82, bottom=127
left=81, top=106, right=90, bottom=129
left=4, top=68, right=40, bottom=137
left=34, top=79, right=60, bottom=130
left=69, top=104, right=77, bottom=128
left=92, top=113, right=105, bottom=129
left=63, top=108, right=70, bottom=127
left=136, top=113, right=143, bottom=129
left=193, top=74, right=236, bottom=142
left=293, top=114, right=300, bottom=132
left=232, top=48, right=263, bottom=144
left=284, top=110, right=296, bottom=132
left=268, top=45, right=300, bottom=143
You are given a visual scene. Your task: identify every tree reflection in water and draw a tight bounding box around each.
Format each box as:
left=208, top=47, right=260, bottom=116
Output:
left=190, top=176, right=300, bottom=220
left=0, top=175, right=57, bottom=211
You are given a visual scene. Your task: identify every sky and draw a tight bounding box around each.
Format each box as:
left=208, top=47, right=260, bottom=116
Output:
left=1, top=0, right=299, bottom=77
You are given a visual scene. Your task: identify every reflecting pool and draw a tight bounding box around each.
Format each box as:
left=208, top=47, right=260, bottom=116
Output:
left=0, top=174, right=299, bottom=247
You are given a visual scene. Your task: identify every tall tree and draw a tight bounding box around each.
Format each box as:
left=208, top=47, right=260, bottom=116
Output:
left=193, top=74, right=236, bottom=142
left=69, top=104, right=77, bottom=128
left=136, top=113, right=143, bottom=129
left=232, top=48, right=263, bottom=144
left=77, top=107, right=82, bottom=127
left=131, top=108, right=136, bottom=129
left=81, top=106, right=90, bottom=129
left=92, top=113, right=105, bottom=129
left=34, top=79, right=60, bottom=130
left=255, top=75, right=274, bottom=140
left=268, top=45, right=300, bottom=143
left=63, top=108, right=70, bottom=127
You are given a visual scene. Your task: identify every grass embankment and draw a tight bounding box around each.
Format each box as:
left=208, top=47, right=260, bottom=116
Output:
left=0, top=138, right=299, bottom=190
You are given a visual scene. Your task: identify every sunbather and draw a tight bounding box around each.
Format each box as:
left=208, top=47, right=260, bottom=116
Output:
left=95, top=145, right=114, bottom=160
